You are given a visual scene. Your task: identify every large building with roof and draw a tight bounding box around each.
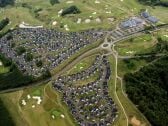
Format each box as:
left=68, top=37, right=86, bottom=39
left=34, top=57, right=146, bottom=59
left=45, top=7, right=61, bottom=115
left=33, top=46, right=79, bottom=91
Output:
left=141, top=11, right=159, bottom=23
left=120, top=17, right=145, bottom=28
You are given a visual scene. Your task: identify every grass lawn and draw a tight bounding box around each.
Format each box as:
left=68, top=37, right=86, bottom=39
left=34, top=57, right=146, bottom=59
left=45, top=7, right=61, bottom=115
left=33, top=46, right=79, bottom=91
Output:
left=107, top=55, right=127, bottom=126
left=0, top=60, right=9, bottom=74
left=67, top=54, right=97, bottom=75
left=0, top=83, right=76, bottom=126
left=1, top=0, right=167, bottom=32
left=115, top=34, right=156, bottom=56
left=117, top=58, right=149, bottom=77
left=0, top=66, right=9, bottom=74
left=153, top=29, right=168, bottom=41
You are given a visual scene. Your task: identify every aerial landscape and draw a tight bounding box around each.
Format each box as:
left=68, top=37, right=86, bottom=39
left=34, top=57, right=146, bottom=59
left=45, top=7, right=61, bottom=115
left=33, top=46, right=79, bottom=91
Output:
left=0, top=0, right=168, bottom=126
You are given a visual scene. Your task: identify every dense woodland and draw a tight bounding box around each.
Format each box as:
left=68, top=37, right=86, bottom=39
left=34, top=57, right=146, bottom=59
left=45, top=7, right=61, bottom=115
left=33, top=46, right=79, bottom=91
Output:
left=138, top=0, right=168, bottom=7
left=0, top=99, right=15, bottom=126
left=124, top=56, right=168, bottom=126
left=0, top=0, right=14, bottom=7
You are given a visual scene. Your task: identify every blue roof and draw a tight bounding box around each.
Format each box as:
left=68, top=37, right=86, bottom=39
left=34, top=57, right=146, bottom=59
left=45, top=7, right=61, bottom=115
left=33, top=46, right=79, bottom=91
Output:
left=147, top=16, right=159, bottom=23
left=121, top=17, right=143, bottom=28
left=141, top=11, right=150, bottom=18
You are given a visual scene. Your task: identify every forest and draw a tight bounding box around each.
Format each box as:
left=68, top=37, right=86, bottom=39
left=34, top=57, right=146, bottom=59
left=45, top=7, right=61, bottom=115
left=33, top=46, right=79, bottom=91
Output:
left=124, top=56, right=168, bottom=126
left=0, top=0, right=14, bottom=7
left=138, top=0, right=168, bottom=7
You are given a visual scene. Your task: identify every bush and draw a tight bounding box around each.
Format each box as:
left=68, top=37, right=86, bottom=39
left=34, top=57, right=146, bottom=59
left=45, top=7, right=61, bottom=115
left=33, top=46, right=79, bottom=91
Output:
left=15, top=46, right=26, bottom=55
left=50, top=0, right=59, bottom=5
left=61, top=5, right=81, bottom=16
left=0, top=53, right=12, bottom=67
left=24, top=53, right=33, bottom=62
left=35, top=60, right=43, bottom=67
left=0, top=18, right=9, bottom=31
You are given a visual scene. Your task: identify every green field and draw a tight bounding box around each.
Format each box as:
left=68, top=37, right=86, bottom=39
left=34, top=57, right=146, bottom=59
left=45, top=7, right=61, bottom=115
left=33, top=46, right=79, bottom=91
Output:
left=67, top=54, right=97, bottom=75
left=0, top=83, right=76, bottom=126
left=0, top=66, right=9, bottom=74
left=0, top=0, right=167, bottom=32
left=115, top=29, right=168, bottom=56
left=115, top=34, right=155, bottom=56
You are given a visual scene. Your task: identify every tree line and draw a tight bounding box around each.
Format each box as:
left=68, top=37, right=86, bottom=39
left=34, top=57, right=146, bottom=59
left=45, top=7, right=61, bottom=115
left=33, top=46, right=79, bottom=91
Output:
left=124, top=56, right=168, bottom=126
left=138, top=0, right=168, bottom=7
left=0, top=18, right=9, bottom=31
left=0, top=0, right=14, bottom=7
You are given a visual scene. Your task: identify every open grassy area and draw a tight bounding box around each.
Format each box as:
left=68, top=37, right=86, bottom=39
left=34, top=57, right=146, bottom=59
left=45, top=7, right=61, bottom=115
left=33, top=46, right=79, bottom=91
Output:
left=0, top=66, right=9, bottom=74
left=0, top=83, right=76, bottom=126
left=107, top=55, right=127, bottom=126
left=67, top=54, right=97, bottom=75
left=115, top=29, right=168, bottom=56
left=153, top=29, right=168, bottom=41
left=117, top=58, right=149, bottom=76
left=0, top=0, right=167, bottom=32
left=115, top=34, right=156, bottom=56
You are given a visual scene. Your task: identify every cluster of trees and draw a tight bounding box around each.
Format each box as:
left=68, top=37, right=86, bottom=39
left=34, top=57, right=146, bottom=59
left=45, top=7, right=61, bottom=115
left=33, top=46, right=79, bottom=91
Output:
left=61, top=5, right=81, bottom=16
left=24, top=53, right=33, bottom=62
left=0, top=99, right=15, bottom=126
left=0, top=0, right=14, bottom=7
left=152, top=37, right=168, bottom=53
left=35, top=60, right=43, bottom=67
left=0, top=18, right=9, bottom=31
left=124, top=56, right=168, bottom=126
left=15, top=46, right=26, bottom=55
left=50, top=0, right=59, bottom=5
left=0, top=53, right=34, bottom=91
left=138, top=0, right=168, bottom=7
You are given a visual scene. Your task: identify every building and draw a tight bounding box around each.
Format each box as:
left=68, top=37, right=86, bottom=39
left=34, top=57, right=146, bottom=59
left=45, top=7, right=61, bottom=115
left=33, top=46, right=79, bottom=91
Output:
left=141, top=11, right=159, bottom=23
left=120, top=17, right=145, bottom=28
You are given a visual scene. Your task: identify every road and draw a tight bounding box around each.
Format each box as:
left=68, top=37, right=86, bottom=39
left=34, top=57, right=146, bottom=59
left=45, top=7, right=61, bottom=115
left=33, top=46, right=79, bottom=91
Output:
left=118, top=53, right=167, bottom=59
